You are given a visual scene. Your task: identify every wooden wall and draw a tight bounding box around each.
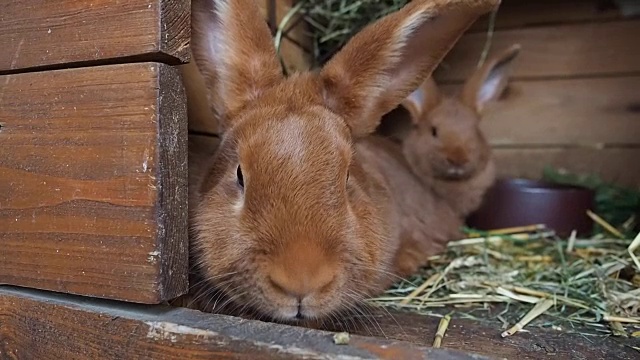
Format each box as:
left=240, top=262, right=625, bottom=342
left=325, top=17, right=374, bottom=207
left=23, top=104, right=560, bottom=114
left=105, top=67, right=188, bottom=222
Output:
left=0, top=0, right=190, bottom=304
left=433, top=0, right=640, bottom=188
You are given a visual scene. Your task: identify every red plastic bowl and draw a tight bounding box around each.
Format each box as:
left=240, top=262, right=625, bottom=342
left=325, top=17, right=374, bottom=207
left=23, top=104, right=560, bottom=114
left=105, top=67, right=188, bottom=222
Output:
left=466, top=178, right=596, bottom=237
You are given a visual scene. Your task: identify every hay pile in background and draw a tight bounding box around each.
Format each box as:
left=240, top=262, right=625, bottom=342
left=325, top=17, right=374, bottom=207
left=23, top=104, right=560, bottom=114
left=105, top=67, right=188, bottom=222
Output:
left=277, top=0, right=498, bottom=68
left=277, top=0, right=410, bottom=65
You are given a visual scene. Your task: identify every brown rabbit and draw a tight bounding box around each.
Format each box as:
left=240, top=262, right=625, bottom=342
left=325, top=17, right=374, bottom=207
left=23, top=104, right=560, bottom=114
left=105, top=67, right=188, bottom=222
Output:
left=380, top=44, right=521, bottom=218
left=185, top=0, right=499, bottom=326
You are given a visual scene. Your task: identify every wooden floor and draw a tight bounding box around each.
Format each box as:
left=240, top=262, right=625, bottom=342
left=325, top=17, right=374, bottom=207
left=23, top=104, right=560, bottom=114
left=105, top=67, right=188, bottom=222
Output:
left=1, top=286, right=637, bottom=360
left=325, top=308, right=639, bottom=360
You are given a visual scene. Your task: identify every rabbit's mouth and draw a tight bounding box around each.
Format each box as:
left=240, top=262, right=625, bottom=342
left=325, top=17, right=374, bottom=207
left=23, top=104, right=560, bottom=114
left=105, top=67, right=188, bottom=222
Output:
left=265, top=301, right=340, bottom=326
left=439, top=166, right=474, bottom=180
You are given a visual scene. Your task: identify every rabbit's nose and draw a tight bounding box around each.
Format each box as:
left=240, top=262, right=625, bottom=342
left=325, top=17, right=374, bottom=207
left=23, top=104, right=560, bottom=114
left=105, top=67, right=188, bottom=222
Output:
left=269, top=263, right=335, bottom=301
left=446, top=155, right=468, bottom=167
left=445, top=147, right=469, bottom=166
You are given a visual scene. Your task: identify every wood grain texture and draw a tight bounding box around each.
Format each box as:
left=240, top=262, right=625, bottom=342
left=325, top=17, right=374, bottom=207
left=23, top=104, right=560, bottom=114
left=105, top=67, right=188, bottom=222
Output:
left=0, top=0, right=190, bottom=73
left=492, top=147, right=640, bottom=188
left=157, top=64, right=189, bottom=300
left=440, top=76, right=640, bottom=145
left=0, top=286, right=487, bottom=360
left=435, top=20, right=640, bottom=82
left=469, top=0, right=623, bottom=32
left=327, top=307, right=640, bottom=360
left=0, top=62, right=188, bottom=303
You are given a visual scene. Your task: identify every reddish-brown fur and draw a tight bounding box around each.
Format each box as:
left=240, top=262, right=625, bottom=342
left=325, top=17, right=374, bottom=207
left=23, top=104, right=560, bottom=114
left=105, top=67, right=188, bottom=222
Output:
left=356, top=136, right=462, bottom=278
left=381, top=44, right=521, bottom=218
left=184, top=0, right=499, bottom=326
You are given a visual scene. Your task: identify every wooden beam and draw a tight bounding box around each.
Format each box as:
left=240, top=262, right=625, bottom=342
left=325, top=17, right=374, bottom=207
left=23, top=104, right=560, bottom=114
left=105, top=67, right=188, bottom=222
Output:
left=0, top=286, right=487, bottom=360
left=440, top=76, right=640, bottom=146
left=324, top=306, right=640, bottom=360
left=435, top=20, right=640, bottom=82
left=469, top=0, right=623, bottom=32
left=493, top=147, right=640, bottom=188
left=0, top=62, right=188, bottom=304
left=0, top=0, right=190, bottom=73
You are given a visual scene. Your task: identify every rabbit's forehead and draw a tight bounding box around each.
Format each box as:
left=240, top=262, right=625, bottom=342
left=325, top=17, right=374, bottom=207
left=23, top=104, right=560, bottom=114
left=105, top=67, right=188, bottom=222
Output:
left=239, top=112, right=352, bottom=175
left=429, top=98, right=477, bottom=128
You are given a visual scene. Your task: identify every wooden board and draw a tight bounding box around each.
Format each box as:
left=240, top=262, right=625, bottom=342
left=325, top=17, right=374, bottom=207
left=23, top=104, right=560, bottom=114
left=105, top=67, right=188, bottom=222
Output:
left=0, top=0, right=190, bottom=73
left=0, top=286, right=486, bottom=360
left=435, top=20, right=640, bottom=82
left=0, top=62, right=189, bottom=304
left=492, top=147, right=640, bottom=188
left=440, top=76, right=640, bottom=146
left=469, top=0, right=623, bottom=32
left=329, top=307, right=640, bottom=360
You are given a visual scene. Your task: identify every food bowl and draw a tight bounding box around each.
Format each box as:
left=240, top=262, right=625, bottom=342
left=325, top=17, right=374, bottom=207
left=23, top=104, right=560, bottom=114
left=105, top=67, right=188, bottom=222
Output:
left=466, top=178, right=596, bottom=237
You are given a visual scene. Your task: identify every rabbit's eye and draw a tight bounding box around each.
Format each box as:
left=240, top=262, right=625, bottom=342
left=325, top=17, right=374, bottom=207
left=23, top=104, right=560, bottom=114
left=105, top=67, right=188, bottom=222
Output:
left=431, top=126, right=438, bottom=137
left=346, top=171, right=350, bottom=184
left=237, top=165, right=244, bottom=188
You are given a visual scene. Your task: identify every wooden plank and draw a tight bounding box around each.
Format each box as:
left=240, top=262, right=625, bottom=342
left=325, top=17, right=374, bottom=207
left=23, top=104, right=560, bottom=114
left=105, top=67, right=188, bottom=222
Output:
left=324, top=307, right=640, bottom=360
left=492, top=147, right=640, bottom=188
left=469, top=0, right=623, bottom=32
left=0, top=286, right=487, bottom=360
left=435, top=20, right=640, bottom=82
left=0, top=0, right=190, bottom=73
left=0, top=62, right=189, bottom=304
left=440, top=76, right=640, bottom=145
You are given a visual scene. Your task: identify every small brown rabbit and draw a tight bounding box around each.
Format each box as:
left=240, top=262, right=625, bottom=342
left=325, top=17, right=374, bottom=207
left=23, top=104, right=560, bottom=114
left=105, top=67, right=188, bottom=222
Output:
left=185, top=0, right=498, bottom=326
left=380, top=44, right=521, bottom=218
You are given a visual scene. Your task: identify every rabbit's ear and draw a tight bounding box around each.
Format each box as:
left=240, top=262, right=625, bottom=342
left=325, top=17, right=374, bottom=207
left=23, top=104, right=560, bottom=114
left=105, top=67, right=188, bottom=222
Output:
left=191, top=0, right=284, bottom=131
left=401, top=77, right=442, bottom=124
left=319, top=0, right=498, bottom=138
left=461, top=44, right=521, bottom=114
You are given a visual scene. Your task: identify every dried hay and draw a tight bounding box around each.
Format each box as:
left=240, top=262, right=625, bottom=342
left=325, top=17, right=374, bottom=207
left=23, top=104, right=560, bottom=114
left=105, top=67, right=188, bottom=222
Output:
left=370, top=168, right=640, bottom=338
left=276, top=0, right=411, bottom=65
left=368, top=219, right=640, bottom=338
